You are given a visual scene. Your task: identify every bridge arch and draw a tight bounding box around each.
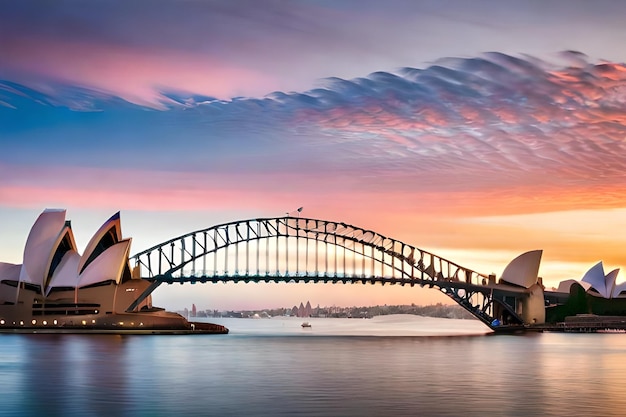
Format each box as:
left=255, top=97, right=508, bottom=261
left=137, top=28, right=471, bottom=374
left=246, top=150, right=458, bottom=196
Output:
left=129, top=216, right=527, bottom=329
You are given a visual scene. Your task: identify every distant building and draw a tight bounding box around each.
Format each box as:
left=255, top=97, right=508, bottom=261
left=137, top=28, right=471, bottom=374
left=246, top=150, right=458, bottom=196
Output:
left=293, top=301, right=313, bottom=318
left=191, top=303, right=197, bottom=317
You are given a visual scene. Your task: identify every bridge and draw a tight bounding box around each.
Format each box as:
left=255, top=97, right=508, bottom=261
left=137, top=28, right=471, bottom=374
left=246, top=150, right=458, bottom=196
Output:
left=129, top=216, right=545, bottom=332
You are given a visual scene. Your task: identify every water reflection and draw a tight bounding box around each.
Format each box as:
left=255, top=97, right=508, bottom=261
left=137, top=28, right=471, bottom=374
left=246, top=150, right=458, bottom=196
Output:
left=1, top=317, right=626, bottom=416
left=15, top=335, right=129, bottom=416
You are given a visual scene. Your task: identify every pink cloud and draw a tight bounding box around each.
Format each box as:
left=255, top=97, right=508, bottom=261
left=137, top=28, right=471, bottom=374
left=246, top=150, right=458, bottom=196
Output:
left=4, top=164, right=626, bottom=294
left=2, top=38, right=277, bottom=105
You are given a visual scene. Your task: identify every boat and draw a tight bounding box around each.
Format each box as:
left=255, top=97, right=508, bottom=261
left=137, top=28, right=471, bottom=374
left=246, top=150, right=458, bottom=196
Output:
left=0, top=209, right=228, bottom=334
left=301, top=321, right=312, bottom=328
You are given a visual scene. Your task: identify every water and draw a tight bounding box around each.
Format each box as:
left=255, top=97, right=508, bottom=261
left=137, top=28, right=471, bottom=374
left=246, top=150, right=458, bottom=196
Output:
left=1, top=315, right=626, bottom=416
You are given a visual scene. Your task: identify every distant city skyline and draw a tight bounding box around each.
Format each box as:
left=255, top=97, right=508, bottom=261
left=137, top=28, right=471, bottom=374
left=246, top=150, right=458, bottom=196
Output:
left=3, top=1, right=626, bottom=310
left=177, top=301, right=472, bottom=321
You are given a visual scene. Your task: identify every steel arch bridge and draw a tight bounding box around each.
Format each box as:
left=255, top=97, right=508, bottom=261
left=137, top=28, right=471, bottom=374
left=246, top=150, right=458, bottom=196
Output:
left=129, top=216, right=532, bottom=330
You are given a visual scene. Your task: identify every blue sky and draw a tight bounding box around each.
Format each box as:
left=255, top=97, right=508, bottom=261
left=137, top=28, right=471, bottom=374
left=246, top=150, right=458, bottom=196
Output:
left=2, top=1, right=626, bottom=310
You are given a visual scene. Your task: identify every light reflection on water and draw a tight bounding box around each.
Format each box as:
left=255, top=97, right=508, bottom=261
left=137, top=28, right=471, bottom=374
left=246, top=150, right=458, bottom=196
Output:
left=1, top=316, right=626, bottom=416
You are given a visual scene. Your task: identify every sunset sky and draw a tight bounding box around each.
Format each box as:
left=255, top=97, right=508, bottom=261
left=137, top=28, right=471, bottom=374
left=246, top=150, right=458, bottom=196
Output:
left=2, top=1, right=626, bottom=311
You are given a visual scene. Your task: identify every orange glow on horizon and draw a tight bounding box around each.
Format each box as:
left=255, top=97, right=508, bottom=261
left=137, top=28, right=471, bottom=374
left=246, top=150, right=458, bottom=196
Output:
left=2, top=179, right=626, bottom=308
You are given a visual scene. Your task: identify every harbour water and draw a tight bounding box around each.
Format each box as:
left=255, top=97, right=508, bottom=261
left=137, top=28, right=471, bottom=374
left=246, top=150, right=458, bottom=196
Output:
left=2, top=315, right=626, bottom=416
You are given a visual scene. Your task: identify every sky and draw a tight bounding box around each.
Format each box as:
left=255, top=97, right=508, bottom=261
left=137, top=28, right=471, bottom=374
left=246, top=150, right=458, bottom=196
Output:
left=2, top=0, right=626, bottom=311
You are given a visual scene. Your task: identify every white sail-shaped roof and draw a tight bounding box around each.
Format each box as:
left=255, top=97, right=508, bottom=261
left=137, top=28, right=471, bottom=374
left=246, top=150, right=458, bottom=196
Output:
left=500, top=250, right=542, bottom=288
left=556, top=279, right=592, bottom=294
left=18, top=209, right=66, bottom=287
left=581, top=262, right=610, bottom=298
left=0, top=262, right=21, bottom=282
left=3, top=210, right=138, bottom=293
left=42, top=223, right=78, bottom=289
left=605, top=268, right=620, bottom=298
left=78, top=212, right=122, bottom=274
left=47, top=250, right=81, bottom=291
left=556, top=265, right=621, bottom=299
left=613, top=280, right=626, bottom=298
left=77, top=239, right=131, bottom=288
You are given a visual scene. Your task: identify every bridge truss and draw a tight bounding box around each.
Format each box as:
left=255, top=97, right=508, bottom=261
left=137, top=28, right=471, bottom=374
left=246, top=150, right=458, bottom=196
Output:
left=129, top=216, right=528, bottom=329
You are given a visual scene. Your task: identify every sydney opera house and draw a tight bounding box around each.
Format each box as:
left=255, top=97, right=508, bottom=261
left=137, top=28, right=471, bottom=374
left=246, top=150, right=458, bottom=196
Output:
left=545, top=261, right=626, bottom=323
left=0, top=209, right=227, bottom=334
left=473, top=249, right=626, bottom=328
